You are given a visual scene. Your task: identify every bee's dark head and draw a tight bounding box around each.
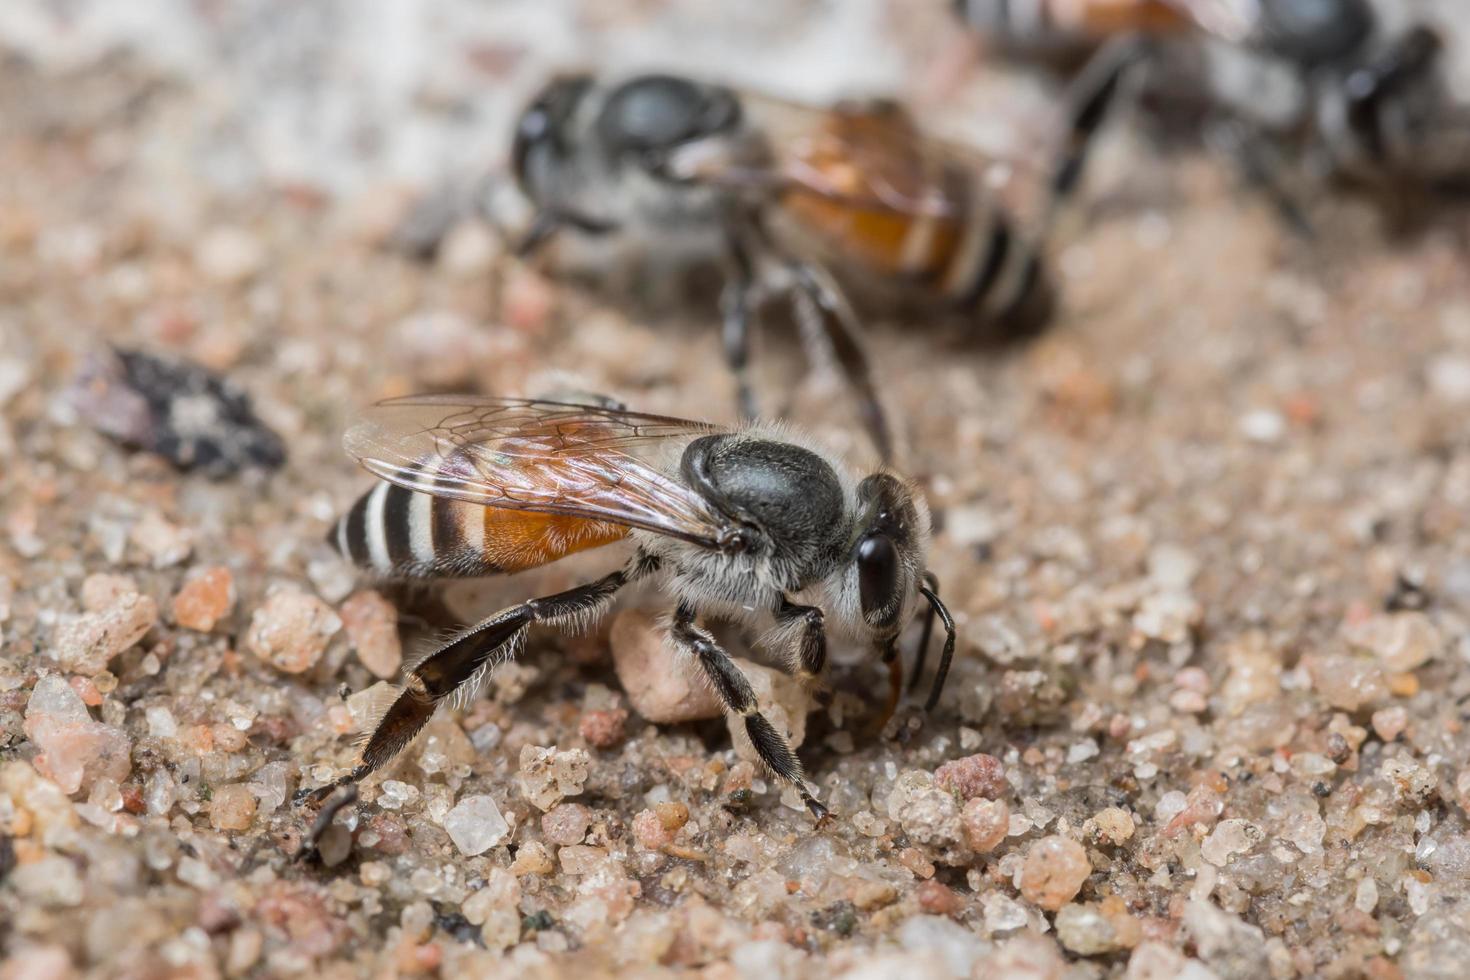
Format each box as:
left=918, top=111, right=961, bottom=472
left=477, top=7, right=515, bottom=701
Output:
left=1255, top=0, right=1375, bottom=68
left=512, top=75, right=595, bottom=203
left=851, top=473, right=929, bottom=635
left=595, top=74, right=742, bottom=169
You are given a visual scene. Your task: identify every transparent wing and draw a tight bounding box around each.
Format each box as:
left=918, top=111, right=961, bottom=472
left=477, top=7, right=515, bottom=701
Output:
left=344, top=395, right=737, bottom=550
left=666, top=95, right=1029, bottom=219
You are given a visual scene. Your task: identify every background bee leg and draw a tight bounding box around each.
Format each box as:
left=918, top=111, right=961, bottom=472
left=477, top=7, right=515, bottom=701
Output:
left=294, top=554, right=656, bottom=806
left=720, top=234, right=760, bottom=421
left=671, top=602, right=830, bottom=823
left=1204, top=119, right=1315, bottom=239
left=787, top=262, right=895, bottom=463
left=1045, top=33, right=1155, bottom=230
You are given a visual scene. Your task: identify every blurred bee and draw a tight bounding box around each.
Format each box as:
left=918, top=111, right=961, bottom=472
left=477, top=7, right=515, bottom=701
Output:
left=956, top=0, right=1470, bottom=224
left=509, top=73, right=1120, bottom=460
left=305, top=395, right=957, bottom=823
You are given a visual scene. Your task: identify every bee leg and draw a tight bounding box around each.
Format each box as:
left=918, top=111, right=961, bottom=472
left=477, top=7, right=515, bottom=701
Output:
left=907, top=571, right=941, bottom=692
left=294, top=554, right=656, bottom=806
left=672, top=602, right=829, bottom=824
left=1205, top=119, right=1314, bottom=239
left=774, top=596, right=827, bottom=691
left=1044, top=33, right=1153, bottom=230
left=720, top=236, right=760, bottom=421
left=787, top=262, right=895, bottom=463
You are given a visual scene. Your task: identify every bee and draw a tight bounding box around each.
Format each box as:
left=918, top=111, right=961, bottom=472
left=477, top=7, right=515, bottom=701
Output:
left=957, top=0, right=1470, bottom=220
left=305, top=395, right=957, bottom=823
left=509, top=73, right=1115, bottom=460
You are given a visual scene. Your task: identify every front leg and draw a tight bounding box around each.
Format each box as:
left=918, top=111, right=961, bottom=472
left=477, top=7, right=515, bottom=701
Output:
left=773, top=596, right=826, bottom=687
left=671, top=602, right=829, bottom=823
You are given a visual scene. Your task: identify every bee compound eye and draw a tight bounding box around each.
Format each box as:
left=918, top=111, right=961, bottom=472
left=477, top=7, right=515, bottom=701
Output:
left=857, top=533, right=900, bottom=625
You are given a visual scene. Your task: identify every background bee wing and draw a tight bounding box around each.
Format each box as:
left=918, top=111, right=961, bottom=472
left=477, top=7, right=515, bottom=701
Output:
left=667, top=94, right=1037, bottom=219
left=343, top=395, right=735, bottom=549
left=1161, top=0, right=1255, bottom=41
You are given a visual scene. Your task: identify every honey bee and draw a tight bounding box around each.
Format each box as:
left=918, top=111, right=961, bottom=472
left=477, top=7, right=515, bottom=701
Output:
left=305, top=395, right=957, bottom=823
left=957, top=0, right=1470, bottom=219
left=509, top=73, right=1110, bottom=460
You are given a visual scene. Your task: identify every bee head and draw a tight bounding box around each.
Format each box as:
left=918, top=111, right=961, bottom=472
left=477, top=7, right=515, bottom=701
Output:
left=595, top=74, right=742, bottom=171
left=851, top=473, right=928, bottom=637
left=512, top=75, right=595, bottom=203
left=1255, top=0, right=1375, bottom=68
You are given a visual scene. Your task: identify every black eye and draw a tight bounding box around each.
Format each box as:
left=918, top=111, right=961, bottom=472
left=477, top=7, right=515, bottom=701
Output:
left=857, top=534, right=899, bottom=626
left=512, top=108, right=549, bottom=182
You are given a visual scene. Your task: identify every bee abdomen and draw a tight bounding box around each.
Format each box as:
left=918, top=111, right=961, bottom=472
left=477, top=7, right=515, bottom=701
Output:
left=943, top=206, right=1054, bottom=339
left=329, top=481, right=496, bottom=579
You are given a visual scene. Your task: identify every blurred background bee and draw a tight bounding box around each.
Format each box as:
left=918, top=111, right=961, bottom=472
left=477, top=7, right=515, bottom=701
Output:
left=508, top=71, right=1121, bottom=461
left=955, top=0, right=1470, bottom=228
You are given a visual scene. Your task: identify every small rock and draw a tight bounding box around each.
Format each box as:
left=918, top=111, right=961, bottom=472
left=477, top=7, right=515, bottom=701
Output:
left=438, top=221, right=501, bottom=279
left=129, top=511, right=193, bottom=568
left=1381, top=757, right=1437, bottom=806
left=53, top=585, right=158, bottom=676
left=246, top=589, right=341, bottom=674
left=339, top=590, right=402, bottom=680
left=1183, top=898, right=1267, bottom=980
left=1201, top=818, right=1262, bottom=866
left=935, top=753, right=1007, bottom=800
left=915, top=879, right=963, bottom=917
left=443, top=795, right=511, bottom=856
left=1239, top=408, right=1285, bottom=443
left=1372, top=705, right=1408, bottom=742
left=579, top=708, right=628, bottom=748
left=654, top=801, right=689, bottom=831
left=172, top=566, right=235, bottom=632
left=1307, top=654, right=1388, bottom=712
left=610, top=610, right=721, bottom=723
left=1087, top=806, right=1136, bottom=846
left=886, top=770, right=967, bottom=863
left=24, top=676, right=131, bottom=795
left=1133, top=591, right=1202, bottom=644
left=461, top=869, right=521, bottom=951
left=541, top=803, right=592, bottom=846
left=977, top=934, right=1067, bottom=980
left=208, top=783, right=257, bottom=831
left=1344, top=612, right=1441, bottom=672
left=518, top=745, right=591, bottom=811
left=961, top=797, right=1010, bottom=853
left=632, top=808, right=674, bottom=850
left=10, top=855, right=84, bottom=908
left=727, top=659, right=811, bottom=763
left=196, top=226, right=264, bottom=283
left=81, top=573, right=137, bottom=612
left=1055, top=902, right=1128, bottom=956
left=1019, top=836, right=1091, bottom=911
left=70, top=348, right=286, bottom=477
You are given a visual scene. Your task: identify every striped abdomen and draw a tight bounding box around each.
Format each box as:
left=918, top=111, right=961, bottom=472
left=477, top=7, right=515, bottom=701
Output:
left=782, top=165, right=1053, bottom=336
left=329, top=480, right=629, bottom=579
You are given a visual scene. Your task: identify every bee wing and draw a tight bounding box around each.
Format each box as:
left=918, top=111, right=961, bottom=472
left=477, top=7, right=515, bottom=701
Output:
left=1160, top=0, right=1257, bottom=41
left=344, top=395, right=737, bottom=550
left=668, top=95, right=1030, bottom=219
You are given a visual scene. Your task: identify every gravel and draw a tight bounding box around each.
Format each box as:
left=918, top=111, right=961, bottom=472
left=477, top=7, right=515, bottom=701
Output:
left=5, top=0, right=1470, bottom=976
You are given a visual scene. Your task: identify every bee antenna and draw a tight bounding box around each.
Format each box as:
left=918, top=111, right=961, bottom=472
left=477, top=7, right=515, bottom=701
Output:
left=918, top=581, right=956, bottom=713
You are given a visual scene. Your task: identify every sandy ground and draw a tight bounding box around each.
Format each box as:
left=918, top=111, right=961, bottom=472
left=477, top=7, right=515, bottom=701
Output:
left=5, top=2, right=1470, bottom=978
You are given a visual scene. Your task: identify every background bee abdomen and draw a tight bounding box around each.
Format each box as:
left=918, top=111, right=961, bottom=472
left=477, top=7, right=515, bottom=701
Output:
left=331, top=481, right=629, bottom=579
